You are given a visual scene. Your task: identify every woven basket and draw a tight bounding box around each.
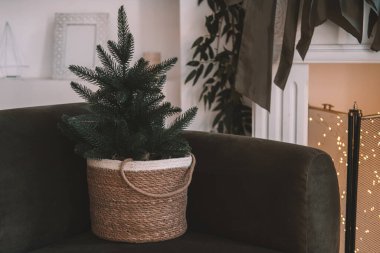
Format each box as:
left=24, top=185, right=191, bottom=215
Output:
left=86, top=154, right=195, bottom=243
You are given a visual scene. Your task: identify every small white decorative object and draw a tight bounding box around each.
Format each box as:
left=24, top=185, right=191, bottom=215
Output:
left=0, top=22, right=28, bottom=78
left=52, top=13, right=109, bottom=79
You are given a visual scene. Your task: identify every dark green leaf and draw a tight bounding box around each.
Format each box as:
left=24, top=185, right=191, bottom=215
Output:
left=201, top=51, right=209, bottom=61
left=213, top=111, right=224, bottom=127
left=208, top=46, right=215, bottom=59
left=187, top=61, right=200, bottom=67
left=222, top=23, right=231, bottom=36
left=193, top=64, right=204, bottom=85
left=204, top=63, right=214, bottom=77
left=192, top=37, right=204, bottom=48
left=203, top=94, right=208, bottom=108
left=205, top=77, right=215, bottom=84
left=199, top=86, right=208, bottom=101
left=207, top=0, right=216, bottom=12
left=193, top=47, right=202, bottom=59
left=185, top=69, right=197, bottom=84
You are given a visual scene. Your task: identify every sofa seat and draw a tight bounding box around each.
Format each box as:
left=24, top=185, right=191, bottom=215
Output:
left=29, top=232, right=283, bottom=253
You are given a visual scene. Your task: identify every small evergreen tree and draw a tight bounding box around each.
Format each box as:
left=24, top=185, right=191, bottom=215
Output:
left=59, top=6, right=197, bottom=161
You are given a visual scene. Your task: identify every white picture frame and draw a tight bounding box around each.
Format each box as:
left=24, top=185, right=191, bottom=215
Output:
left=52, top=13, right=109, bottom=79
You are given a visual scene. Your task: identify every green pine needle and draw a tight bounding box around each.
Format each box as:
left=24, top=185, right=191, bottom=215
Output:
left=60, top=5, right=197, bottom=161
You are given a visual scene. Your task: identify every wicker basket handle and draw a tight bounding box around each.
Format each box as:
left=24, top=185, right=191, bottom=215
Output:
left=119, top=154, right=196, bottom=198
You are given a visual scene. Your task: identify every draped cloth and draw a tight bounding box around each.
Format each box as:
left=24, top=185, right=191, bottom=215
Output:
left=274, top=0, right=301, bottom=89
left=367, top=0, right=380, bottom=51
left=296, top=0, right=363, bottom=60
left=233, top=0, right=277, bottom=110
left=223, top=0, right=380, bottom=111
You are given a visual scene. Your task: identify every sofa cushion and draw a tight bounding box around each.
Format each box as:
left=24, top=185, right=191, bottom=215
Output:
left=29, top=232, right=283, bottom=253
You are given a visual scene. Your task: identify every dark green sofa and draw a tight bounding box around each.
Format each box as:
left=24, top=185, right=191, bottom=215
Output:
left=0, top=103, right=340, bottom=253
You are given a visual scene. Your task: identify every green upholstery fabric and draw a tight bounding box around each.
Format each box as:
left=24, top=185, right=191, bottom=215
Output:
left=29, top=232, right=282, bottom=253
left=0, top=104, right=89, bottom=253
left=183, top=131, right=340, bottom=253
left=0, top=104, right=340, bottom=253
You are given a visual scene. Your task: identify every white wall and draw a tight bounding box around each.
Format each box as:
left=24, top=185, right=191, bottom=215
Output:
left=0, top=0, right=181, bottom=109
left=0, top=0, right=141, bottom=78
left=140, top=0, right=181, bottom=107
left=180, top=0, right=213, bottom=131
left=309, top=64, right=380, bottom=115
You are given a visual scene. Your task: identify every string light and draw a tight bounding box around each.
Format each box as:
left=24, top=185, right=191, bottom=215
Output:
left=309, top=107, right=380, bottom=253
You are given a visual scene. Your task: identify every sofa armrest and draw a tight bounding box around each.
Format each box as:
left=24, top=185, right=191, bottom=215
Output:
left=0, top=104, right=89, bottom=253
left=184, top=131, right=340, bottom=253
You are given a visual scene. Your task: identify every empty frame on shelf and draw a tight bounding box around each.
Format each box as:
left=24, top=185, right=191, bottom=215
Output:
left=52, top=12, right=108, bottom=79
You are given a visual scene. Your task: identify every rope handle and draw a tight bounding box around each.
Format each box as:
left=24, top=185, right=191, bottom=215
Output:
left=119, top=154, right=196, bottom=198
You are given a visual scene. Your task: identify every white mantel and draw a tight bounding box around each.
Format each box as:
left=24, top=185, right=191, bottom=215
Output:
left=0, top=78, right=83, bottom=110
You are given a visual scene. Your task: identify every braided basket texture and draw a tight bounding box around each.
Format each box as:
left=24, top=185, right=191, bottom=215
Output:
left=86, top=154, right=195, bottom=243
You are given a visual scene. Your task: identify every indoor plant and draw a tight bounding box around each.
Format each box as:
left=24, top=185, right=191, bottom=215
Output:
left=185, top=0, right=251, bottom=135
left=59, top=6, right=197, bottom=243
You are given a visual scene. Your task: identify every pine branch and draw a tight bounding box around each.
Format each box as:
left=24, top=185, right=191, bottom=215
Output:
left=118, top=6, right=130, bottom=47
left=148, top=102, right=182, bottom=122
left=70, top=82, right=94, bottom=102
left=149, top=58, right=178, bottom=75
left=107, top=40, right=123, bottom=65
left=96, top=45, right=118, bottom=74
left=166, top=107, right=198, bottom=135
left=61, top=5, right=197, bottom=160
left=69, top=65, right=100, bottom=85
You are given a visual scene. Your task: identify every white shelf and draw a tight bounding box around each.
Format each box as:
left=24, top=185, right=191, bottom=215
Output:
left=0, top=78, right=84, bottom=110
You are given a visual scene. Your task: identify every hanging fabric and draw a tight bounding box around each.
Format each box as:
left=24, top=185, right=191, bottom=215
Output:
left=366, top=0, right=380, bottom=50
left=296, top=0, right=328, bottom=60
left=339, top=0, right=363, bottom=41
left=234, top=0, right=277, bottom=110
left=274, top=0, right=300, bottom=89
left=223, top=0, right=380, bottom=111
left=329, top=0, right=363, bottom=42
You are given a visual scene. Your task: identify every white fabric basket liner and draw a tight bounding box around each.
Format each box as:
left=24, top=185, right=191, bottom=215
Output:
left=87, top=155, right=192, bottom=172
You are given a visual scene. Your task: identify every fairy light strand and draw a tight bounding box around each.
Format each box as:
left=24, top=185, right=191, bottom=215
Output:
left=309, top=108, right=380, bottom=253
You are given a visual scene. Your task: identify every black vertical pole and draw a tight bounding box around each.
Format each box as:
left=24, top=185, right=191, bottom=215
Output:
left=345, top=103, right=361, bottom=253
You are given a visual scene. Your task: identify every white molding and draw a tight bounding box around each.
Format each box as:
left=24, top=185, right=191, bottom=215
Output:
left=292, top=44, right=380, bottom=63
left=252, top=64, right=309, bottom=145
